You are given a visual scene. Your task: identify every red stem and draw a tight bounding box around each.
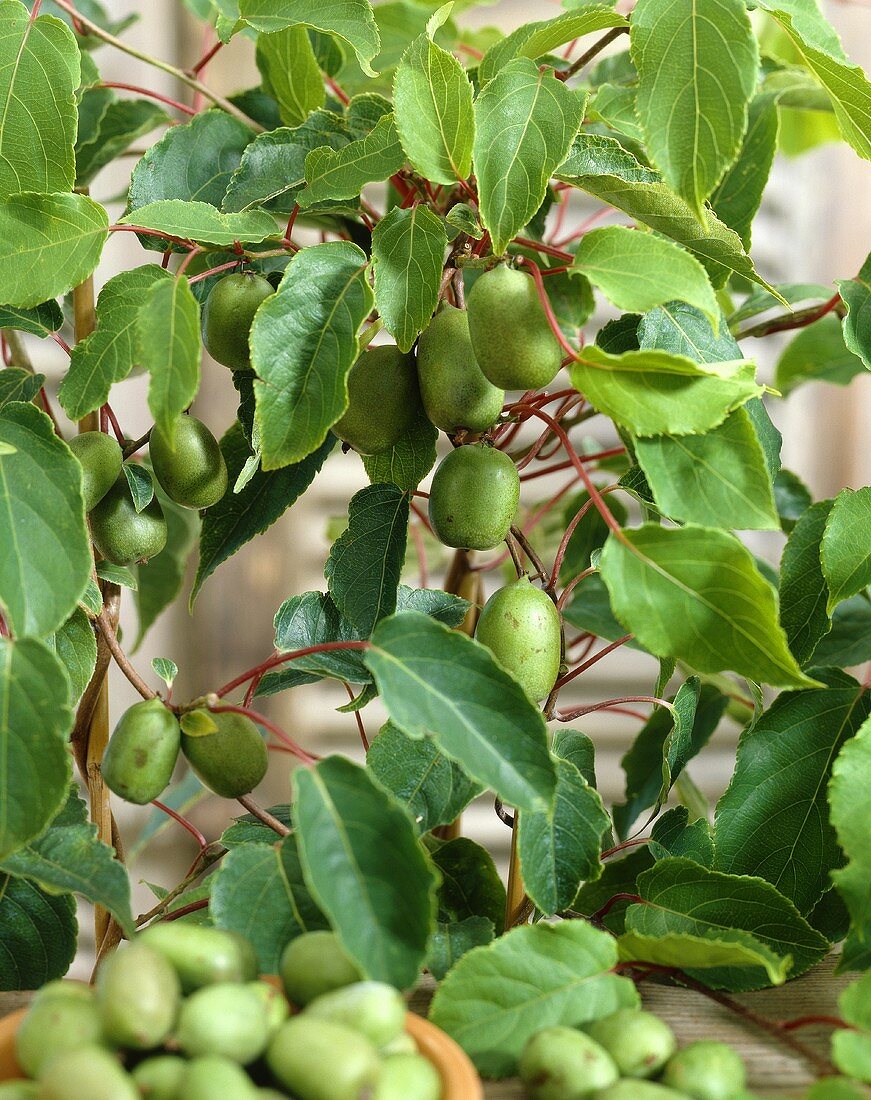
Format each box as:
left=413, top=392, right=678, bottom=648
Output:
left=209, top=703, right=320, bottom=765
left=326, top=76, right=350, bottom=105
left=151, top=800, right=208, bottom=850
left=600, top=837, right=650, bottom=860
left=99, top=82, right=197, bottom=116
left=515, top=257, right=580, bottom=361
left=214, top=640, right=370, bottom=698
left=553, top=634, right=633, bottom=690
left=556, top=566, right=597, bottom=611
left=410, top=498, right=435, bottom=536
left=102, top=403, right=126, bottom=445
left=344, top=683, right=370, bottom=751
left=778, top=1015, right=850, bottom=1032
left=513, top=236, right=574, bottom=263
left=410, top=519, right=429, bottom=589
left=520, top=447, right=625, bottom=482
left=285, top=204, right=300, bottom=243
left=109, top=224, right=194, bottom=248
left=590, top=893, right=644, bottom=925
left=50, top=331, right=72, bottom=356
left=187, top=259, right=241, bottom=286
left=190, top=38, right=223, bottom=75
left=558, top=696, right=668, bottom=722
left=163, top=898, right=209, bottom=922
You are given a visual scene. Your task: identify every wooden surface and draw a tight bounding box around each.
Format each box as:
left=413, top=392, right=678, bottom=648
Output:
left=1, top=956, right=848, bottom=1097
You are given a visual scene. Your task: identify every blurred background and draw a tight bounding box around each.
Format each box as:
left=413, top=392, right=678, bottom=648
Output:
left=23, top=0, right=871, bottom=969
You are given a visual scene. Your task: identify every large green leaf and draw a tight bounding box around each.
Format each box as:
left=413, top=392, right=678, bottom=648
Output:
left=262, top=590, right=369, bottom=691
left=715, top=671, right=870, bottom=915
left=573, top=847, right=656, bottom=934
left=138, top=277, right=201, bottom=446
left=0, top=1, right=79, bottom=198
left=709, top=92, right=779, bottom=248
left=833, top=973, right=871, bottom=1079
left=628, top=857, right=830, bottom=989
left=0, top=300, right=63, bottom=340
left=518, top=758, right=609, bottom=916
left=617, top=929, right=790, bottom=985
left=640, top=301, right=740, bottom=363
left=568, top=345, right=762, bottom=437
left=634, top=407, right=779, bottom=530
left=829, top=715, right=871, bottom=971
left=0, top=191, right=108, bottom=308
left=427, top=917, right=494, bottom=982
left=210, top=834, right=327, bottom=974
left=366, top=721, right=482, bottom=835
left=59, top=265, right=171, bottom=421
left=325, top=483, right=409, bottom=638
left=193, top=425, right=334, bottom=602
left=361, top=405, right=438, bottom=491
left=632, top=0, right=758, bottom=218
left=599, top=524, right=817, bottom=688
left=822, top=487, right=871, bottom=612
left=573, top=226, right=718, bottom=325
left=0, top=402, right=90, bottom=637
left=0, top=874, right=76, bottom=990
left=775, top=315, right=866, bottom=395
left=76, top=96, right=169, bottom=188
left=811, top=594, right=871, bottom=669
left=393, top=6, right=474, bottom=185
left=44, top=606, right=97, bottom=705
left=431, top=836, right=506, bottom=929
left=294, top=756, right=438, bottom=989
left=299, top=112, right=404, bottom=206
left=473, top=58, right=584, bottom=255
left=0, top=638, right=72, bottom=861
left=256, top=24, right=324, bottom=126
left=120, top=201, right=278, bottom=247
left=839, top=252, right=871, bottom=370
left=365, top=612, right=556, bottom=813
left=779, top=499, right=834, bottom=665
left=371, top=205, right=447, bottom=353
left=0, top=789, right=133, bottom=936
left=252, top=242, right=372, bottom=469
left=239, top=0, right=381, bottom=76
left=555, top=134, right=777, bottom=292
left=429, top=921, right=638, bottom=1076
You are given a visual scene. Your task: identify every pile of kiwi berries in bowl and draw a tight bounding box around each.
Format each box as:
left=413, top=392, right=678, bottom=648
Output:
left=1, top=925, right=444, bottom=1100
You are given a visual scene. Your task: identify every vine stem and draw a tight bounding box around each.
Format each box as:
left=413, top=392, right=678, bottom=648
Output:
left=151, top=799, right=208, bottom=849
left=96, top=610, right=157, bottom=700
left=557, top=26, right=629, bottom=80
left=735, top=292, right=842, bottom=340
left=553, top=634, right=634, bottom=690
left=236, top=795, right=291, bottom=837
left=558, top=695, right=672, bottom=722
left=214, top=640, right=370, bottom=698
left=49, top=0, right=263, bottom=131
left=98, top=82, right=197, bottom=116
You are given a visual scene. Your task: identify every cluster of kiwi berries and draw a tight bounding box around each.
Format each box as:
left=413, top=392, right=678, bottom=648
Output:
left=101, top=699, right=267, bottom=807
left=69, top=412, right=227, bottom=568
left=202, top=263, right=566, bottom=703
left=4, top=926, right=440, bottom=1100
left=520, top=1009, right=748, bottom=1100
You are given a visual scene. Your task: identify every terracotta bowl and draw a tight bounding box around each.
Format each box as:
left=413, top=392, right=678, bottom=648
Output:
left=0, top=1001, right=482, bottom=1100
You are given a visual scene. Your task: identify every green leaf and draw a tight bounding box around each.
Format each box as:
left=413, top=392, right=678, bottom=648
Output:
left=429, top=921, right=638, bottom=1077
left=120, top=200, right=278, bottom=247
left=299, top=112, right=404, bottom=206
left=573, top=226, right=718, bottom=326
left=649, top=807, right=714, bottom=866
left=573, top=847, right=656, bottom=934
left=762, top=8, right=871, bottom=164
left=239, top=0, right=381, bottom=77
left=775, top=467, right=813, bottom=532
left=393, top=8, right=474, bottom=185
left=222, top=111, right=350, bottom=213
left=445, top=202, right=482, bottom=240
left=180, top=709, right=218, bottom=738
left=0, top=2, right=79, bottom=198
left=59, top=266, right=172, bottom=422
left=365, top=611, right=557, bottom=813
left=0, top=789, right=133, bottom=936
left=839, top=253, right=871, bottom=370
left=193, top=423, right=333, bottom=602
left=775, top=315, right=866, bottom=394
left=221, top=804, right=292, bottom=848
left=294, top=756, right=438, bottom=988
left=779, top=499, right=834, bottom=665
left=616, top=929, right=790, bottom=985
left=367, top=721, right=482, bottom=835
left=95, top=562, right=137, bottom=590
left=709, top=93, right=779, bottom=248
left=811, top=594, right=871, bottom=669
left=631, top=0, right=758, bottom=218
left=76, top=97, right=169, bottom=187
left=804, top=1079, right=869, bottom=1100
left=833, top=973, right=871, bottom=1081
left=128, top=109, right=254, bottom=228
left=588, top=82, right=643, bottom=143
left=371, top=206, right=447, bottom=352
left=822, top=486, right=871, bottom=612
left=135, top=475, right=199, bottom=646
left=0, top=368, right=43, bottom=408
left=251, top=241, right=373, bottom=469
left=0, top=300, right=63, bottom=339
left=210, top=835, right=327, bottom=974
left=265, top=590, right=369, bottom=689
left=138, top=277, right=201, bottom=445
left=431, top=836, right=505, bottom=929
left=562, top=572, right=645, bottom=649
left=151, top=657, right=178, bottom=689
left=0, top=402, right=90, bottom=636
left=634, top=407, right=780, bottom=530
left=639, top=301, right=739, bottom=363
left=715, top=671, right=870, bottom=914
left=613, top=682, right=727, bottom=839
left=0, top=638, right=72, bottom=861
left=599, top=524, right=818, bottom=689
left=473, top=58, right=585, bottom=255
left=0, top=191, right=108, bottom=308
left=44, top=606, right=97, bottom=705
left=325, top=483, right=409, bottom=637
left=427, top=917, right=494, bottom=982
left=829, top=715, right=871, bottom=972
left=555, top=134, right=778, bottom=293
left=256, top=25, right=324, bottom=126
left=518, top=758, right=609, bottom=916
left=123, top=462, right=154, bottom=515
left=568, top=345, right=762, bottom=437
left=361, top=405, right=438, bottom=492
left=628, top=857, right=830, bottom=990
left=0, top=874, right=76, bottom=990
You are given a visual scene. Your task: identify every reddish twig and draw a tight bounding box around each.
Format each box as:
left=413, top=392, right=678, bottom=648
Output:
left=162, top=898, right=209, bottom=922
left=187, top=259, right=242, bottom=286
left=590, top=892, right=644, bottom=925
left=96, top=611, right=157, bottom=700
left=556, top=26, right=629, bottom=81
left=151, top=800, right=208, bottom=849
left=98, top=82, right=197, bottom=116
left=553, top=634, right=633, bottom=690
left=50, top=331, right=72, bottom=356
left=236, top=794, right=291, bottom=837
left=344, top=683, right=370, bottom=751
left=735, top=292, right=843, bottom=339
left=515, top=257, right=580, bottom=361
left=600, top=837, right=650, bottom=860
left=102, top=403, right=126, bottom=445
left=190, top=37, right=223, bottom=76
left=558, top=696, right=669, bottom=722
left=214, top=641, right=370, bottom=699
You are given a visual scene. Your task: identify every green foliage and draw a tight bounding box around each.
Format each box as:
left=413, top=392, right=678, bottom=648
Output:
left=822, top=487, right=871, bottom=612
left=371, top=206, right=446, bottom=352
left=829, top=715, right=871, bottom=972
left=0, top=874, right=77, bottom=990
